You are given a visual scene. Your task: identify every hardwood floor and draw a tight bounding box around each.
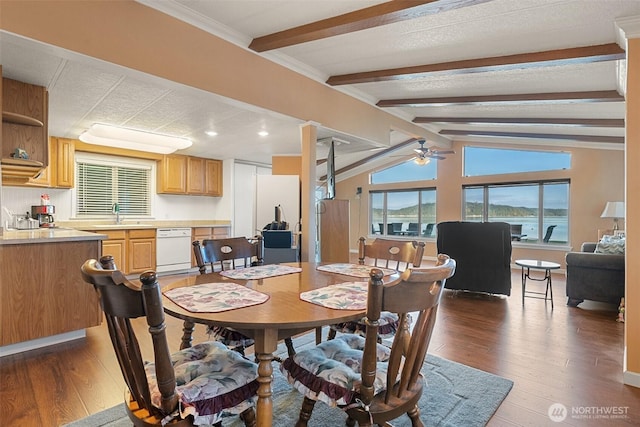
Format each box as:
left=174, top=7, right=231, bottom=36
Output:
left=1, top=269, right=638, bottom=426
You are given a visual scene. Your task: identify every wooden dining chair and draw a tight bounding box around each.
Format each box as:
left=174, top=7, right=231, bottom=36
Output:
left=326, top=237, right=425, bottom=342
left=192, top=238, right=296, bottom=358
left=194, top=236, right=264, bottom=274
left=281, top=254, right=456, bottom=427
left=80, top=255, right=259, bottom=427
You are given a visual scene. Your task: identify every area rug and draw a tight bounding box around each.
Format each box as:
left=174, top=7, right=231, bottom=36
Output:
left=65, top=335, right=513, bottom=427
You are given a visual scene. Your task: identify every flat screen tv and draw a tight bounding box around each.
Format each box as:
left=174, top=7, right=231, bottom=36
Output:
left=326, top=139, right=335, bottom=199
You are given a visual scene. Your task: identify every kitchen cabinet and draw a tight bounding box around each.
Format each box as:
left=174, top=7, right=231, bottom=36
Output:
left=101, top=230, right=127, bottom=273
left=319, top=199, right=350, bottom=263
left=187, top=156, right=206, bottom=194
left=128, top=228, right=156, bottom=274
left=6, top=137, right=75, bottom=188
left=157, top=154, right=187, bottom=194
left=205, top=159, right=222, bottom=196
left=1, top=78, right=49, bottom=183
left=158, top=155, right=222, bottom=196
left=88, top=228, right=155, bottom=274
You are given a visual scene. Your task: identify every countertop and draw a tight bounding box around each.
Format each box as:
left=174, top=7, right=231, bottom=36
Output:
left=0, top=228, right=107, bottom=245
left=57, top=220, right=231, bottom=231
left=0, top=220, right=231, bottom=245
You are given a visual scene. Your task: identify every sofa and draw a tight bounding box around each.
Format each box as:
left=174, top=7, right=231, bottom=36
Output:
left=436, top=221, right=512, bottom=296
left=565, top=242, right=625, bottom=307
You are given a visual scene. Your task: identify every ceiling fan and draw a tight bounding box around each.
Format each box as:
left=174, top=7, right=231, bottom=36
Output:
left=410, top=139, right=455, bottom=165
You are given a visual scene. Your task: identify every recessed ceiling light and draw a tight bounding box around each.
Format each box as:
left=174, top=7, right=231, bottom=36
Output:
left=258, top=131, right=269, bottom=137
left=205, top=130, right=218, bottom=136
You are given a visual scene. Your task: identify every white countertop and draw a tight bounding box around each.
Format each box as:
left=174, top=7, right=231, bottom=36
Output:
left=0, top=228, right=107, bottom=245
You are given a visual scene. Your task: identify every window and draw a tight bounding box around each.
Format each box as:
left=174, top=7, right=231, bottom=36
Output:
left=75, top=153, right=153, bottom=218
left=370, top=188, right=436, bottom=237
left=464, top=146, right=571, bottom=177
left=371, top=159, right=436, bottom=184
left=463, top=181, right=569, bottom=244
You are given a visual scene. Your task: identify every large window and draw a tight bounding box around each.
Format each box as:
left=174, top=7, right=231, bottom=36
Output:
left=75, top=153, right=153, bottom=218
left=463, top=181, right=569, bottom=244
left=370, top=188, right=436, bottom=237
left=464, top=146, right=571, bottom=176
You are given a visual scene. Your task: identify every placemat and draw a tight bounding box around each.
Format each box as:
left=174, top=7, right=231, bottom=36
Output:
left=219, top=264, right=302, bottom=280
left=316, top=263, right=396, bottom=278
left=164, top=282, right=269, bottom=313
left=299, top=281, right=368, bottom=310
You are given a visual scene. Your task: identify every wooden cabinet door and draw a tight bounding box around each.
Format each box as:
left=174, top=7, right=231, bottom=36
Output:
left=128, top=229, right=156, bottom=274
left=103, top=239, right=126, bottom=273
left=27, top=136, right=55, bottom=187
left=205, top=159, right=222, bottom=196
left=55, top=137, right=75, bottom=188
left=158, top=155, right=187, bottom=194
left=187, top=156, right=205, bottom=194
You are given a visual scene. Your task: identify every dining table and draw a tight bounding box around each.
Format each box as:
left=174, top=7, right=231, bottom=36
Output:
left=161, top=261, right=400, bottom=427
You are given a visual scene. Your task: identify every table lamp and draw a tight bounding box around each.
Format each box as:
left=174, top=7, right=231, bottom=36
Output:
left=601, top=201, right=625, bottom=230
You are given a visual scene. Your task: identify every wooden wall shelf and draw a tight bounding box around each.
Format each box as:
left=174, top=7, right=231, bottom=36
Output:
left=2, top=111, right=44, bottom=127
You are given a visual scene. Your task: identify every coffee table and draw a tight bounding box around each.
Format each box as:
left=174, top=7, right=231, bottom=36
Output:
left=515, top=259, right=560, bottom=308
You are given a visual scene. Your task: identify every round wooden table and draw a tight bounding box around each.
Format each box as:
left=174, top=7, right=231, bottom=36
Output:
left=515, top=259, right=561, bottom=308
left=162, top=262, right=398, bottom=427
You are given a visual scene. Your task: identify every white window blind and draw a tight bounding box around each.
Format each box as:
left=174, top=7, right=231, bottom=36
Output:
left=76, top=155, right=152, bottom=217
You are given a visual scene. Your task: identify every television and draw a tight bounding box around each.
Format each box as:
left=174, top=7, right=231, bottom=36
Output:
left=326, top=139, right=335, bottom=199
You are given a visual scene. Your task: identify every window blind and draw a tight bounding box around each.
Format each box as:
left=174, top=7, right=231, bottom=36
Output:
left=76, top=158, right=152, bottom=217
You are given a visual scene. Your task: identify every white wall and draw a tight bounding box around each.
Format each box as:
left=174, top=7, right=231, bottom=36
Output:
left=233, top=161, right=271, bottom=238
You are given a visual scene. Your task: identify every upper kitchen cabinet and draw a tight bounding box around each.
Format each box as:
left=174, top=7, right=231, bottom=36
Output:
left=158, top=155, right=222, bottom=197
left=1, top=77, right=49, bottom=183
left=6, top=137, right=75, bottom=188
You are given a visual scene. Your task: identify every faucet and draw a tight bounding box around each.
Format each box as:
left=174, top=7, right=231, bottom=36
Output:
left=113, top=203, right=121, bottom=224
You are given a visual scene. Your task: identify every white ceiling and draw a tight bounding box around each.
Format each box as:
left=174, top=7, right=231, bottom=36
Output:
left=2, top=0, right=637, bottom=178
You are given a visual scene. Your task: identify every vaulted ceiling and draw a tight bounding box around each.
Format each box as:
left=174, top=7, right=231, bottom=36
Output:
left=2, top=0, right=637, bottom=179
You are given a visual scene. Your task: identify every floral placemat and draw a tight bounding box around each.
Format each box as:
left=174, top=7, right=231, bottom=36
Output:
left=300, top=281, right=368, bottom=310
left=316, top=263, right=396, bottom=278
left=164, top=282, right=269, bottom=313
left=219, top=264, right=302, bottom=280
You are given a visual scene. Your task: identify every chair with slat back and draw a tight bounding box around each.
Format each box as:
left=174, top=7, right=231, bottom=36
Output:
left=192, top=237, right=296, bottom=358
left=326, top=237, right=425, bottom=341
left=281, top=254, right=456, bottom=427
left=80, top=255, right=258, bottom=427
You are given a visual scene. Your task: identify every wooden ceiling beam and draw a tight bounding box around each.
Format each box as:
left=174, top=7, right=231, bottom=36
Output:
left=377, top=91, right=624, bottom=107
left=439, top=129, right=624, bottom=144
left=413, top=117, right=625, bottom=127
left=327, top=43, right=625, bottom=85
left=248, top=0, right=491, bottom=52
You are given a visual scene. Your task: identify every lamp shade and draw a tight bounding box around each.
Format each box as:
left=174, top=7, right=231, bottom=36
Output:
left=601, top=201, right=625, bottom=219
left=79, top=124, right=192, bottom=154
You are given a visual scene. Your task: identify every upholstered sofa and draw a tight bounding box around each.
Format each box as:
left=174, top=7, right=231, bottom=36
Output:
left=565, top=242, right=625, bottom=306
left=436, top=221, right=512, bottom=296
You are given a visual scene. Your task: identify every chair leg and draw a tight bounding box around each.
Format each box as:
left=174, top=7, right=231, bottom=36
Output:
left=295, top=396, right=316, bottom=427
left=180, top=320, right=195, bottom=349
left=285, top=337, right=296, bottom=357
left=327, top=328, right=337, bottom=341
left=407, top=404, right=424, bottom=427
left=240, top=407, right=257, bottom=427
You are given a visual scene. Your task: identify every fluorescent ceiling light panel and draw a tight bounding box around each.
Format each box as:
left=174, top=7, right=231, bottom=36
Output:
left=79, top=124, right=192, bottom=154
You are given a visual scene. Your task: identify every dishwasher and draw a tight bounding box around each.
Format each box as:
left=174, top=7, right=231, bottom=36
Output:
left=156, top=228, right=192, bottom=273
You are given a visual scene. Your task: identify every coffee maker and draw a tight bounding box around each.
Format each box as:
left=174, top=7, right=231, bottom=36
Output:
left=31, top=205, right=55, bottom=228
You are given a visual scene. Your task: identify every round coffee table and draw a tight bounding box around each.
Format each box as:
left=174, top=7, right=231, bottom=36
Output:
left=515, top=259, right=561, bottom=308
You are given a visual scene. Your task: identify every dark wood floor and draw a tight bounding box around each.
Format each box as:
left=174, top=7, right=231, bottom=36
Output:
left=1, top=269, right=638, bottom=426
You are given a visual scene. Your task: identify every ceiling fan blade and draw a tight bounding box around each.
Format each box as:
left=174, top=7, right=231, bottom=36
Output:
left=432, top=149, right=455, bottom=155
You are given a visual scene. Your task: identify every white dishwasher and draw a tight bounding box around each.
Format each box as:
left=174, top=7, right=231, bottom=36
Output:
left=156, top=228, right=192, bottom=273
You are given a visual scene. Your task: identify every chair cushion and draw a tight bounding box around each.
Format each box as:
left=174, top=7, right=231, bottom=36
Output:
left=145, top=341, right=258, bottom=425
left=329, top=311, right=405, bottom=338
left=280, top=334, right=391, bottom=407
left=207, top=325, right=255, bottom=348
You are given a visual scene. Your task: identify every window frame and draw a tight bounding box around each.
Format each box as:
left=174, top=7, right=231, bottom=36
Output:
left=73, top=152, right=156, bottom=220
left=369, top=187, right=437, bottom=238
